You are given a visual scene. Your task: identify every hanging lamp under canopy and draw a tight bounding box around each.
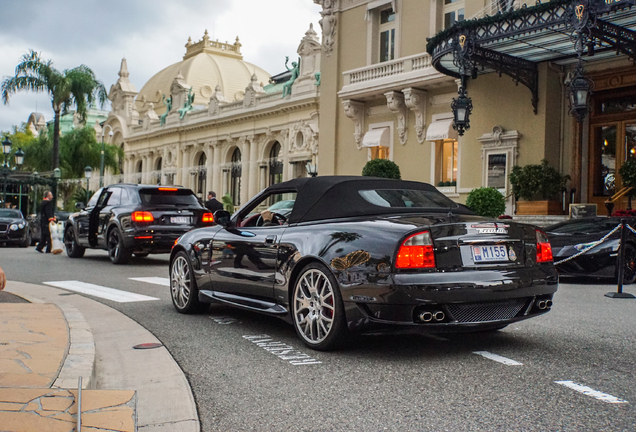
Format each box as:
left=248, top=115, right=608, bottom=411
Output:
left=426, top=0, right=636, bottom=114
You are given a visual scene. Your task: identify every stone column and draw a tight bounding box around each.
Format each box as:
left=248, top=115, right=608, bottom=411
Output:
left=240, top=138, right=250, bottom=205
left=176, top=145, right=184, bottom=186
left=248, top=136, right=259, bottom=198
left=213, top=142, right=223, bottom=196
left=206, top=145, right=214, bottom=196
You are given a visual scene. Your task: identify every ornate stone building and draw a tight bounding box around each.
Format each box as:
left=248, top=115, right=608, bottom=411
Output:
left=100, top=26, right=321, bottom=207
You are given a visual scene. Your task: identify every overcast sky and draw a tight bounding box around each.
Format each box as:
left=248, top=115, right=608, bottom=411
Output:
left=0, top=0, right=322, bottom=133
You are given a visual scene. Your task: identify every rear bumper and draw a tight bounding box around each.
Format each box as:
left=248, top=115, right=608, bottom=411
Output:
left=339, top=265, right=558, bottom=333
left=123, top=229, right=191, bottom=253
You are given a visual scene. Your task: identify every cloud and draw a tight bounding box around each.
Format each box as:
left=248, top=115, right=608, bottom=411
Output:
left=0, top=0, right=322, bottom=132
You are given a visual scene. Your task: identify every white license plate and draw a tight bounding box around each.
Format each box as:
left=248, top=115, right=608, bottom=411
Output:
left=170, top=216, right=190, bottom=224
left=472, top=245, right=508, bottom=262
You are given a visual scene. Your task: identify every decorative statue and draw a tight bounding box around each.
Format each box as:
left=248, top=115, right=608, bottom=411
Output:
left=178, top=87, right=195, bottom=119
left=160, top=94, right=172, bottom=126
left=314, top=72, right=321, bottom=87
left=282, top=56, right=300, bottom=98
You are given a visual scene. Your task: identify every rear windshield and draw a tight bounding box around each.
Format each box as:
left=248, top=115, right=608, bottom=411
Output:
left=138, top=188, right=199, bottom=206
left=548, top=219, right=621, bottom=235
left=0, top=209, right=22, bottom=218
left=359, top=189, right=459, bottom=209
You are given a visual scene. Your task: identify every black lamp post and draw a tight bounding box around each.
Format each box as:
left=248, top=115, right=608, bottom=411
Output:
left=2, top=136, right=13, bottom=205
left=84, top=166, right=92, bottom=202
left=451, top=85, right=473, bottom=136
left=305, top=161, right=317, bottom=178
left=567, top=62, right=594, bottom=123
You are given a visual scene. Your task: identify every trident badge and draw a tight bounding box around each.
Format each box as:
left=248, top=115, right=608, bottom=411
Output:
left=575, top=4, right=585, bottom=21
left=459, top=35, right=466, bottom=49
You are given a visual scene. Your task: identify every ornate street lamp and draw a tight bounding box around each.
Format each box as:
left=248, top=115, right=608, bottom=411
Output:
left=567, top=62, right=594, bottom=123
left=15, top=148, right=24, bottom=166
left=2, top=136, right=12, bottom=158
left=305, top=161, right=317, bottom=177
left=84, top=166, right=92, bottom=202
left=1, top=136, right=12, bottom=204
left=451, top=86, right=473, bottom=136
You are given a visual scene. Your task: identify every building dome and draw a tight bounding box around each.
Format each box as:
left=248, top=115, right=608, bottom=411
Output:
left=135, top=31, right=271, bottom=115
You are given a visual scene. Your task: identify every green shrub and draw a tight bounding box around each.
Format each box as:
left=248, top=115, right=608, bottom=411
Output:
left=221, top=193, right=235, bottom=214
left=508, top=159, right=569, bottom=201
left=619, top=158, right=636, bottom=198
left=466, top=187, right=506, bottom=218
left=362, top=159, right=401, bottom=179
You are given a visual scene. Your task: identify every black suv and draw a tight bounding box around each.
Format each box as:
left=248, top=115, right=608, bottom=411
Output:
left=64, top=184, right=215, bottom=264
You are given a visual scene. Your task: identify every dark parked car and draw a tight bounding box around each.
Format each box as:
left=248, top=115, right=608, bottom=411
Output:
left=169, top=176, right=558, bottom=351
left=0, top=208, right=30, bottom=247
left=29, top=211, right=72, bottom=246
left=546, top=217, right=636, bottom=283
left=65, top=184, right=215, bottom=264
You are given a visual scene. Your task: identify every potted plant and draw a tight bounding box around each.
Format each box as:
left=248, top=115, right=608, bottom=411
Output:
left=618, top=158, right=636, bottom=209
left=362, top=159, right=401, bottom=179
left=466, top=187, right=506, bottom=218
left=509, top=159, right=569, bottom=215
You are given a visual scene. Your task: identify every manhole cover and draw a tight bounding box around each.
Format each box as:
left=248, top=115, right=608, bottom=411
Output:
left=133, top=343, right=163, bottom=350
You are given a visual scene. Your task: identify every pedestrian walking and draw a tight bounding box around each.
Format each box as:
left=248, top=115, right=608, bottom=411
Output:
left=35, top=191, right=56, bottom=253
left=204, top=191, right=224, bottom=213
left=0, top=265, right=5, bottom=290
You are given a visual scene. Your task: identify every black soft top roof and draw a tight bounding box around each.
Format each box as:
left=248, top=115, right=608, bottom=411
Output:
left=265, top=176, right=466, bottom=224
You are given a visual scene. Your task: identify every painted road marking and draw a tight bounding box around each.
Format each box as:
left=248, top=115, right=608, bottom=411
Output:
left=555, top=380, right=628, bottom=404
left=44, top=281, right=160, bottom=303
left=209, top=315, right=238, bottom=325
left=129, top=277, right=170, bottom=286
left=473, top=351, right=523, bottom=366
left=243, top=334, right=322, bottom=365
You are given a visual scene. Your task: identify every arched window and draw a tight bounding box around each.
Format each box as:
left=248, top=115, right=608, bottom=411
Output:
left=230, top=148, right=242, bottom=206
left=196, top=153, right=207, bottom=197
left=136, top=160, right=143, bottom=184
left=269, top=142, right=283, bottom=187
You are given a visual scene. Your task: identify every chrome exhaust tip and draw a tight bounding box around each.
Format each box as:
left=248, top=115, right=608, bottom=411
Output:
left=537, top=300, right=547, bottom=310
left=545, top=300, right=553, bottom=308
left=433, top=311, right=445, bottom=322
left=419, top=311, right=433, bottom=322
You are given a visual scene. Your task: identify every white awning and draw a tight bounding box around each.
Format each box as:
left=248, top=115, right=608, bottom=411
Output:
left=365, top=0, right=397, bottom=20
left=426, top=118, right=458, bottom=141
left=362, top=128, right=390, bottom=148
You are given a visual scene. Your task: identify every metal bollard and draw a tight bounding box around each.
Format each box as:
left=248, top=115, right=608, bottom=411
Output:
left=606, top=219, right=636, bottom=299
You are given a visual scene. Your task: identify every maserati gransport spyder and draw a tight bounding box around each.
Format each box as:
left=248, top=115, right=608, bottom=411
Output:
left=169, top=176, right=558, bottom=350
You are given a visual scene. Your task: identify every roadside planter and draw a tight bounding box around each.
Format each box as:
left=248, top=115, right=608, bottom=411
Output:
left=509, top=160, right=569, bottom=216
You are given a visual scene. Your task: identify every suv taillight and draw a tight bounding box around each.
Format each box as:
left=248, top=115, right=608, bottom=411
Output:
left=202, top=213, right=214, bottom=224
left=132, top=211, right=154, bottom=222
left=396, top=231, right=435, bottom=269
left=536, top=229, right=553, bottom=263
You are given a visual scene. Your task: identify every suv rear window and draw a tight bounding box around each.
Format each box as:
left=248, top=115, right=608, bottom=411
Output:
left=359, top=189, right=459, bottom=209
left=138, top=188, right=199, bottom=206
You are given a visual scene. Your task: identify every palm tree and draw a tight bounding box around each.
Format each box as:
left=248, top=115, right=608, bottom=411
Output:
left=1, top=49, right=107, bottom=170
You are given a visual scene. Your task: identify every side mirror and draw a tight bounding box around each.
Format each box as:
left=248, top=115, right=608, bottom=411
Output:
left=213, top=210, right=231, bottom=228
left=75, top=202, right=85, bottom=210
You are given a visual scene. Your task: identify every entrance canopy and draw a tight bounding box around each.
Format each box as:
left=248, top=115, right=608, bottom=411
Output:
left=426, top=0, right=636, bottom=113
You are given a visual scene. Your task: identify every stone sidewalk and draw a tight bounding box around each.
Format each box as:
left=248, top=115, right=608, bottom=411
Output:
left=1, top=282, right=200, bottom=432
left=0, top=302, right=136, bottom=431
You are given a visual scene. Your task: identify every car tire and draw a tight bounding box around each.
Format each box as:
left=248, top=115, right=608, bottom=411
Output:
left=64, top=228, right=85, bottom=258
left=133, top=252, right=149, bottom=258
left=618, top=243, right=636, bottom=285
left=107, top=228, right=131, bottom=265
left=170, top=251, right=206, bottom=313
left=292, top=262, right=347, bottom=351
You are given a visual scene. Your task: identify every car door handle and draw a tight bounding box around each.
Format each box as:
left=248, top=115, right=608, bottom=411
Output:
left=265, top=235, right=277, bottom=244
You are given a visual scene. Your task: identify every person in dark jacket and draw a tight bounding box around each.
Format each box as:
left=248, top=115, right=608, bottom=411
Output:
left=205, top=191, right=224, bottom=213
left=35, top=191, right=56, bottom=253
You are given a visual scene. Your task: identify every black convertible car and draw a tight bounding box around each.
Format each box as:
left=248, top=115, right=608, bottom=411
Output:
left=546, top=217, right=636, bottom=283
left=65, top=184, right=215, bottom=264
left=170, top=176, right=558, bottom=350
left=0, top=208, right=30, bottom=247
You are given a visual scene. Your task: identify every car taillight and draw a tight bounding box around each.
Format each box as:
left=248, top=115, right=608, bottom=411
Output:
left=396, top=231, right=435, bottom=269
left=536, top=229, right=553, bottom=263
left=132, top=211, right=154, bottom=222
left=202, top=212, right=214, bottom=224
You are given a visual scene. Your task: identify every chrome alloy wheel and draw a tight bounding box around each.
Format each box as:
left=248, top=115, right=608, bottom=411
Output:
left=293, top=269, right=335, bottom=344
left=108, top=230, right=122, bottom=260
left=171, top=255, right=191, bottom=310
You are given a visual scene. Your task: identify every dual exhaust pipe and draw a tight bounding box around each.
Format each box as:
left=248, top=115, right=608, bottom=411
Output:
left=419, top=311, right=445, bottom=323
left=536, top=299, right=553, bottom=310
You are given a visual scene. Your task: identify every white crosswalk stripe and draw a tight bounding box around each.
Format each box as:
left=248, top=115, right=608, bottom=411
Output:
left=43, top=280, right=160, bottom=303
left=555, top=381, right=628, bottom=404
left=129, top=277, right=171, bottom=287
left=473, top=351, right=523, bottom=366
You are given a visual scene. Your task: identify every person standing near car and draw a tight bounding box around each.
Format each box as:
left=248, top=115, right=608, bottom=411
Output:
left=205, top=191, right=224, bottom=213
left=35, top=191, right=55, bottom=253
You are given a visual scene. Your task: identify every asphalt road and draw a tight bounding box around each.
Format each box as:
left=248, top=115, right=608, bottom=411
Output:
left=1, top=246, right=635, bottom=432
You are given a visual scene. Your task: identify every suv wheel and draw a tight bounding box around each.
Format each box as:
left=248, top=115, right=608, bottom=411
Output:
left=64, top=228, right=85, bottom=258
left=107, top=228, right=131, bottom=264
